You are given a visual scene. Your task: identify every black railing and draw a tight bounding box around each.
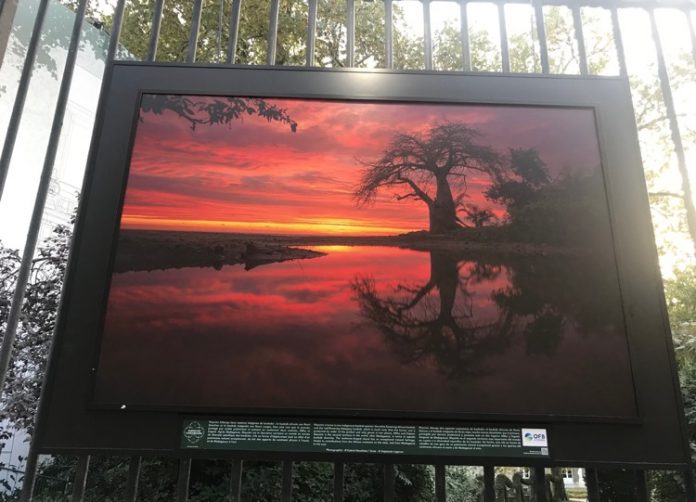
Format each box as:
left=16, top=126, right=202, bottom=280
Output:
left=0, top=0, right=694, bottom=500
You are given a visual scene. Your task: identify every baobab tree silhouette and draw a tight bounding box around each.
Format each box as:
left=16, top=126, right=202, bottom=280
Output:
left=354, top=123, right=500, bottom=234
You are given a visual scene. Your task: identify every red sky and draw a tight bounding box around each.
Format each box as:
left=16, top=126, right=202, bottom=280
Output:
left=121, top=96, right=602, bottom=235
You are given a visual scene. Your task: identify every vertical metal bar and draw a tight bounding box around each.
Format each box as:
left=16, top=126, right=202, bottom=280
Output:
left=71, top=456, right=90, bottom=500
left=534, top=1, right=550, bottom=73
left=383, top=464, right=395, bottom=502
left=227, top=0, right=242, bottom=63
left=185, top=0, right=203, bottom=63
left=533, top=467, right=547, bottom=502
left=585, top=467, right=600, bottom=502
left=635, top=470, right=649, bottom=502
left=434, top=464, right=446, bottom=502
left=687, top=9, right=696, bottom=67
left=281, top=461, right=293, bottom=502
left=306, top=0, right=317, bottom=66
left=423, top=0, right=432, bottom=70
left=684, top=467, right=696, bottom=502
left=216, top=0, right=224, bottom=62
left=146, top=0, right=165, bottom=61
left=333, top=462, right=344, bottom=502
left=346, top=0, right=355, bottom=67
left=176, top=458, right=191, bottom=502
left=635, top=469, right=650, bottom=502
left=610, top=7, right=627, bottom=77
left=498, top=2, right=510, bottom=72
left=385, top=0, right=393, bottom=69
left=124, top=456, right=142, bottom=502
left=482, top=466, right=495, bottom=502
left=268, top=0, right=280, bottom=65
left=0, top=0, right=50, bottom=200
left=229, top=460, right=243, bottom=502
left=19, top=3, right=127, bottom=501
left=19, top=450, right=39, bottom=502
left=107, top=0, right=128, bottom=63
left=0, top=0, right=19, bottom=68
left=460, top=0, right=471, bottom=71
left=650, top=7, right=696, bottom=255
left=71, top=455, right=91, bottom=502
left=0, top=0, right=88, bottom=396
left=572, top=5, right=588, bottom=74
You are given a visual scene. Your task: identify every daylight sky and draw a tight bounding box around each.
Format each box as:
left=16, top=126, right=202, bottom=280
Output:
left=121, top=97, right=601, bottom=236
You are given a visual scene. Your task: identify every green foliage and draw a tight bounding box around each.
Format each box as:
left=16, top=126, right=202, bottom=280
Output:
left=445, top=466, right=483, bottom=501
left=668, top=266, right=696, bottom=353
left=432, top=21, right=462, bottom=71
left=632, top=52, right=696, bottom=257
left=509, top=31, right=540, bottom=73
left=290, top=462, right=334, bottom=501
left=680, top=354, right=696, bottom=444
left=650, top=469, right=688, bottom=502
left=4, top=0, right=105, bottom=81
left=112, top=0, right=424, bottom=68
left=595, top=469, right=637, bottom=502
left=543, top=7, right=581, bottom=75
left=0, top=223, right=72, bottom=435
left=344, top=463, right=434, bottom=501
left=469, top=29, right=500, bottom=72
left=27, top=459, right=435, bottom=501
left=628, top=266, right=696, bottom=501
left=29, top=455, right=179, bottom=502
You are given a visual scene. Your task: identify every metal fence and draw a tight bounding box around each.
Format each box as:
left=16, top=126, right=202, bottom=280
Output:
left=0, top=0, right=695, bottom=500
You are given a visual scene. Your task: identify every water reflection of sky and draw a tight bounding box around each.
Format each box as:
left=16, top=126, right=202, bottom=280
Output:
left=94, top=246, right=636, bottom=418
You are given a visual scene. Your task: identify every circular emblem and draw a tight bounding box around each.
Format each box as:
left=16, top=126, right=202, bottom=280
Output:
left=183, top=421, right=206, bottom=444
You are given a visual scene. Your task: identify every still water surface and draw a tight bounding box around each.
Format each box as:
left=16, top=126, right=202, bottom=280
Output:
left=95, top=245, right=636, bottom=418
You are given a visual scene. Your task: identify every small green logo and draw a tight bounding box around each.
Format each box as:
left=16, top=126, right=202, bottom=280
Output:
left=184, top=421, right=206, bottom=444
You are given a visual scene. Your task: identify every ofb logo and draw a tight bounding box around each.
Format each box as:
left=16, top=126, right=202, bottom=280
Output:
left=183, top=421, right=206, bottom=445
left=521, top=428, right=548, bottom=447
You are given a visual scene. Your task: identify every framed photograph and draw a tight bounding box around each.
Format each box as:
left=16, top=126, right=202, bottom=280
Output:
left=35, top=63, right=689, bottom=467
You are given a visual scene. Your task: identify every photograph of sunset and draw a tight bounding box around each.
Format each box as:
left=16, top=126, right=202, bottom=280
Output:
left=93, top=94, right=637, bottom=418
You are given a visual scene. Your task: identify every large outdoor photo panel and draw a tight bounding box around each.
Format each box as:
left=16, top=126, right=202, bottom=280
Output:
left=36, top=64, right=689, bottom=466
left=93, top=95, right=636, bottom=419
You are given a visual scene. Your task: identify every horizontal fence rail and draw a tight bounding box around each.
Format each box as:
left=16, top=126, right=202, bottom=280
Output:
left=0, top=0, right=695, bottom=500
left=14, top=455, right=693, bottom=502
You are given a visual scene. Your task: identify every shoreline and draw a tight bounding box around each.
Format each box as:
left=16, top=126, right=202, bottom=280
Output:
left=113, top=228, right=592, bottom=273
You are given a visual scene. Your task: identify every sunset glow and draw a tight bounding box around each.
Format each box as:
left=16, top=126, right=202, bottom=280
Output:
left=99, top=95, right=634, bottom=417
left=122, top=96, right=601, bottom=235
left=120, top=215, right=414, bottom=236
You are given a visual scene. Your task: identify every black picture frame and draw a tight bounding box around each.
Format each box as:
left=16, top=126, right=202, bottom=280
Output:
left=34, top=62, right=689, bottom=468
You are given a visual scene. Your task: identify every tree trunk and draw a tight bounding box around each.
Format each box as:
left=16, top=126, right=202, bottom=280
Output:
left=429, top=175, right=459, bottom=234
left=430, top=251, right=458, bottom=321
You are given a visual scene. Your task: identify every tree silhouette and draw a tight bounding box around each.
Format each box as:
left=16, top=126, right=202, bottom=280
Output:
left=140, top=95, right=298, bottom=132
left=351, top=249, right=624, bottom=378
left=351, top=251, right=513, bottom=379
left=462, top=203, right=496, bottom=228
left=354, top=123, right=500, bottom=234
left=486, top=148, right=549, bottom=212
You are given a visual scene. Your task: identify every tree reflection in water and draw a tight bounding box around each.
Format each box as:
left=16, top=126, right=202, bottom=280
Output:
left=352, top=249, right=625, bottom=380
left=352, top=250, right=513, bottom=379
